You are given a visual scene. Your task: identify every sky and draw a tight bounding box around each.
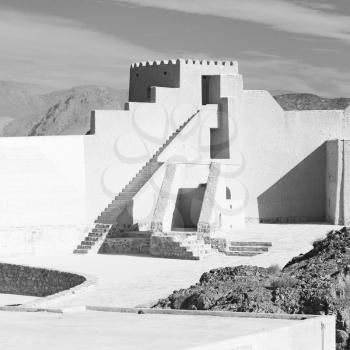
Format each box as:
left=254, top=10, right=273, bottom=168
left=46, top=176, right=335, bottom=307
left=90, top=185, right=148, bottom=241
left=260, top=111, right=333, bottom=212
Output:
left=0, top=0, right=349, bottom=96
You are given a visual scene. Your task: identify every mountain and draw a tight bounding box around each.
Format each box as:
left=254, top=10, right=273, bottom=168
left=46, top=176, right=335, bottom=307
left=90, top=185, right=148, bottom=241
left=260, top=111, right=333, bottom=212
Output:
left=1, top=85, right=127, bottom=136
left=0, top=81, right=53, bottom=121
left=274, top=93, right=350, bottom=111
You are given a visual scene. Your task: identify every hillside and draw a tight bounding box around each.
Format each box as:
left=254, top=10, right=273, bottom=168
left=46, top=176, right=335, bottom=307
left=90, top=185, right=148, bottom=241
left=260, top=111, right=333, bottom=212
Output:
left=274, top=93, right=350, bottom=111
left=1, top=85, right=127, bottom=136
left=154, top=227, right=350, bottom=349
left=0, top=81, right=52, bottom=120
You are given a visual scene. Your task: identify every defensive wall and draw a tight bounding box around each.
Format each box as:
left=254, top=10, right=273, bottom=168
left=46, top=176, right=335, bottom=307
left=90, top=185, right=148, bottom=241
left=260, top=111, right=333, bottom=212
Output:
left=237, top=93, right=350, bottom=223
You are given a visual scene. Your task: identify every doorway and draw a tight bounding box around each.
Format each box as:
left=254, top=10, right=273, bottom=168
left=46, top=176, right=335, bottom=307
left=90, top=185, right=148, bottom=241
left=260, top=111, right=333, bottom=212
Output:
left=201, top=75, right=220, bottom=105
left=171, top=185, right=206, bottom=230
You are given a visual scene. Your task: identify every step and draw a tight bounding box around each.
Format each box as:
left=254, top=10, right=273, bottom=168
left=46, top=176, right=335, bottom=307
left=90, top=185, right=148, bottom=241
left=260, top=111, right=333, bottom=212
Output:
left=228, top=246, right=269, bottom=252
left=122, top=185, right=144, bottom=191
left=225, top=251, right=263, bottom=257
left=82, top=240, right=95, bottom=246
left=92, top=227, right=109, bottom=232
left=86, top=236, right=99, bottom=242
left=190, top=251, right=212, bottom=257
left=106, top=201, right=129, bottom=208
left=77, top=244, right=92, bottom=250
left=182, top=244, right=207, bottom=250
left=89, top=233, right=103, bottom=238
left=117, top=193, right=136, bottom=198
left=73, top=249, right=89, bottom=254
left=95, top=224, right=110, bottom=229
left=228, top=241, right=272, bottom=247
left=109, top=199, right=131, bottom=204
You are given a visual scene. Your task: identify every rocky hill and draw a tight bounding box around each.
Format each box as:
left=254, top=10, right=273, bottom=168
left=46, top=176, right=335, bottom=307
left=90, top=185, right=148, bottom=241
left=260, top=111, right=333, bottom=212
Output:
left=0, top=83, right=127, bottom=136
left=0, top=81, right=50, bottom=120
left=29, top=86, right=126, bottom=136
left=274, top=93, right=350, bottom=111
left=154, top=227, right=350, bottom=350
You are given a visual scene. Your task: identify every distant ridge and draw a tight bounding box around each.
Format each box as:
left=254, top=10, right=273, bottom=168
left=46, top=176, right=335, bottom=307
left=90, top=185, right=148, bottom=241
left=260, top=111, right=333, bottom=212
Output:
left=274, top=93, right=350, bottom=111
left=0, top=84, right=127, bottom=136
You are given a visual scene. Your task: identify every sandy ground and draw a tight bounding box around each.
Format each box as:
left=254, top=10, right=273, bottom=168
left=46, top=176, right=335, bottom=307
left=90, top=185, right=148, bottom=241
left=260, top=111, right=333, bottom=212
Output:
left=0, top=223, right=339, bottom=308
left=0, top=310, right=296, bottom=350
left=0, top=293, right=39, bottom=306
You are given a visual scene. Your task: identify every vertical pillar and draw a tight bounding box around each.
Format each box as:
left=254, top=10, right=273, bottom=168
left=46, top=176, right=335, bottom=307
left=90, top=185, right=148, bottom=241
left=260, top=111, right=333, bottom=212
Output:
left=343, top=141, right=350, bottom=225
left=150, top=163, right=177, bottom=233
left=197, top=162, right=221, bottom=242
left=326, top=139, right=350, bottom=225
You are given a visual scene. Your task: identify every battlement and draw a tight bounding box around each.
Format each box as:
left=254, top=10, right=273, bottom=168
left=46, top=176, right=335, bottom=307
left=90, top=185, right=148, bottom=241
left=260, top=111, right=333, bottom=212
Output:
left=129, top=58, right=239, bottom=103
left=131, top=59, right=238, bottom=69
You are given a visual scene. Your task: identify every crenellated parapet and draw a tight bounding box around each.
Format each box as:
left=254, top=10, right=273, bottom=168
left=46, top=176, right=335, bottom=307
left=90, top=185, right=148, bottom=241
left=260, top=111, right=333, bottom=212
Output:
left=129, top=58, right=239, bottom=103
left=131, top=58, right=238, bottom=69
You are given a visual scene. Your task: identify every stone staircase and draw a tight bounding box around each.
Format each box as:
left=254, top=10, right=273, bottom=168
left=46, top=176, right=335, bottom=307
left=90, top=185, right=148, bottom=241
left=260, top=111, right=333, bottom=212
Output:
left=150, top=232, right=213, bottom=260
left=225, top=241, right=272, bottom=257
left=95, top=109, right=199, bottom=225
left=73, top=224, right=112, bottom=254
left=73, top=110, right=199, bottom=254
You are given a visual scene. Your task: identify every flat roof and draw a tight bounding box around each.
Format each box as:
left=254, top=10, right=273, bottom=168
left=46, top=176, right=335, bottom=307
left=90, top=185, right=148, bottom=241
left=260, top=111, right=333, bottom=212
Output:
left=0, top=309, right=298, bottom=350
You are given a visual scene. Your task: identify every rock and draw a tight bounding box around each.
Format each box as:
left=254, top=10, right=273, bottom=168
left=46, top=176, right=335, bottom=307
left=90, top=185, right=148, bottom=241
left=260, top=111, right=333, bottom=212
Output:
left=336, top=330, right=348, bottom=350
left=153, top=227, right=350, bottom=350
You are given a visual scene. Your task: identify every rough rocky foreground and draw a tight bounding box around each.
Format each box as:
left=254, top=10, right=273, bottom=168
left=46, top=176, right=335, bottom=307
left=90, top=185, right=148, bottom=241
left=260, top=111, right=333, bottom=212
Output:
left=154, top=227, right=350, bottom=350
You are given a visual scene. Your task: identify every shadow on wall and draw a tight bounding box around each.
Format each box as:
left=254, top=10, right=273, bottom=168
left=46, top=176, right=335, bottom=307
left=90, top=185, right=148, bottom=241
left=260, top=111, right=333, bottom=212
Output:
left=257, top=143, right=326, bottom=223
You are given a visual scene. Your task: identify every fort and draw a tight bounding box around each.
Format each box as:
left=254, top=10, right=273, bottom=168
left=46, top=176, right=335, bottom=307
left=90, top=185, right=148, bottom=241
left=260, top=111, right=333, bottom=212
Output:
left=0, top=59, right=349, bottom=259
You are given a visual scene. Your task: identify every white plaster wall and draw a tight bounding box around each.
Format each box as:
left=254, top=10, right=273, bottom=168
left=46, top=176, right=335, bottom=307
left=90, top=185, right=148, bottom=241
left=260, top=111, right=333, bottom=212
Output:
left=158, top=105, right=219, bottom=163
left=180, top=60, right=238, bottom=106
left=213, top=164, right=246, bottom=235
left=84, top=104, right=200, bottom=222
left=189, top=315, right=335, bottom=350
left=235, top=90, right=348, bottom=222
left=132, top=164, right=166, bottom=230
left=0, top=136, right=87, bottom=226
left=150, top=87, right=181, bottom=108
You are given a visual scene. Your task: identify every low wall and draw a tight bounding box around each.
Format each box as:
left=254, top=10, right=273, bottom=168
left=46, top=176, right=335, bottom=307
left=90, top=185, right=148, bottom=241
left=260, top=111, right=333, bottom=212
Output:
left=0, top=263, right=86, bottom=297
left=99, top=233, right=151, bottom=255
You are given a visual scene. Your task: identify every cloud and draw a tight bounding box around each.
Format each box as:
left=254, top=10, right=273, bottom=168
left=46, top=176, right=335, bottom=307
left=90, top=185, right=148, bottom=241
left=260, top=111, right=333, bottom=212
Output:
left=114, top=0, right=350, bottom=42
left=238, top=55, right=350, bottom=97
left=0, top=10, right=167, bottom=88
left=1, top=7, right=349, bottom=97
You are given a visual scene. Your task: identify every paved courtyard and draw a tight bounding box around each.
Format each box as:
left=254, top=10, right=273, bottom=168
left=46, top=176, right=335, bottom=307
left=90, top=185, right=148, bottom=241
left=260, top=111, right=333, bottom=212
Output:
left=0, top=223, right=339, bottom=308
